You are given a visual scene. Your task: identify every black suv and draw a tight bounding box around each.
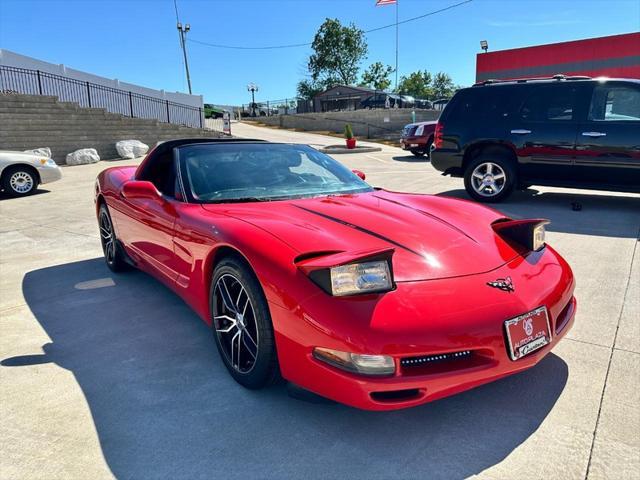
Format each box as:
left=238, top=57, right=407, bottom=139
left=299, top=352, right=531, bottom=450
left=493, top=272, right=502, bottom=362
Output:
left=430, top=76, right=640, bottom=202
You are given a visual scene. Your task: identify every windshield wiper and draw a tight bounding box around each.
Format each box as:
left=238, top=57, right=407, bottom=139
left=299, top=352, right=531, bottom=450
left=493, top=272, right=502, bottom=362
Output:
left=209, top=197, right=270, bottom=203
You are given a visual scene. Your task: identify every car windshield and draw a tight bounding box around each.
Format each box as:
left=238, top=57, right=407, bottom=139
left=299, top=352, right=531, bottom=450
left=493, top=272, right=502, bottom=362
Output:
left=179, top=143, right=373, bottom=203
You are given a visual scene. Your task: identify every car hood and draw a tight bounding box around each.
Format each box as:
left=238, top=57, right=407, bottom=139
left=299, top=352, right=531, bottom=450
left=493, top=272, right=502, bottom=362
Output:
left=404, top=121, right=437, bottom=129
left=203, top=190, right=519, bottom=282
left=0, top=150, right=40, bottom=163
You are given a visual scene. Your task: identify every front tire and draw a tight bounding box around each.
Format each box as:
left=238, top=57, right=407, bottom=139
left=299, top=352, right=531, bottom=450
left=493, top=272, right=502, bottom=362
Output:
left=411, top=149, right=426, bottom=157
left=463, top=154, right=516, bottom=203
left=211, top=256, right=279, bottom=389
left=98, top=203, right=129, bottom=272
left=2, top=166, right=38, bottom=197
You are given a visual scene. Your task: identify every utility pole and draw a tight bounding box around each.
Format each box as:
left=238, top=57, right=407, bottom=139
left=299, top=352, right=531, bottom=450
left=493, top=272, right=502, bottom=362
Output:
left=177, top=22, right=193, bottom=94
left=395, top=1, right=399, bottom=91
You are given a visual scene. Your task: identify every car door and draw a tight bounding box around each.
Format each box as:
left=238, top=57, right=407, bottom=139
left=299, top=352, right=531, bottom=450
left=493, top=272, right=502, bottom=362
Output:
left=115, top=152, right=180, bottom=285
left=510, top=83, right=585, bottom=183
left=574, top=81, right=640, bottom=189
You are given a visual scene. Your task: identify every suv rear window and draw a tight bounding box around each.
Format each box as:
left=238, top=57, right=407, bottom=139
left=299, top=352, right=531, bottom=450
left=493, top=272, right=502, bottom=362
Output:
left=520, top=85, right=577, bottom=122
left=445, top=87, right=514, bottom=121
left=589, top=84, right=640, bottom=121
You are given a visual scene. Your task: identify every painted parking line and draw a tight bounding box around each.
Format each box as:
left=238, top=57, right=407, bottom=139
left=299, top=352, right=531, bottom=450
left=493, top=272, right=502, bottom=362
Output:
left=365, top=154, right=393, bottom=164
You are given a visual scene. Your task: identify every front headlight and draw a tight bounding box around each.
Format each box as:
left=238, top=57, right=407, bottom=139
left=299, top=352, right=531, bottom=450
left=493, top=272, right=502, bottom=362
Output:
left=532, top=223, right=546, bottom=251
left=330, top=260, right=392, bottom=296
left=40, top=158, right=57, bottom=167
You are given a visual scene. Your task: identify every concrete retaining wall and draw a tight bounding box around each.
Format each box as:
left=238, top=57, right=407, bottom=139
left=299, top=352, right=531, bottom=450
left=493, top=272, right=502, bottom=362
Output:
left=254, top=109, right=440, bottom=138
left=0, top=94, right=222, bottom=163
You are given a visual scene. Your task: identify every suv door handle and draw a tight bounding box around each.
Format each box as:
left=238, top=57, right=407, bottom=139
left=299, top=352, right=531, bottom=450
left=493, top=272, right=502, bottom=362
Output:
left=582, top=131, right=607, bottom=137
left=511, top=129, right=532, bottom=134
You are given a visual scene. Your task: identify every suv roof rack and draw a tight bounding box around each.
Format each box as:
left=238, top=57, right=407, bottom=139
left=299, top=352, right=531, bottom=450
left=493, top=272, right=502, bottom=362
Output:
left=473, top=74, right=592, bottom=86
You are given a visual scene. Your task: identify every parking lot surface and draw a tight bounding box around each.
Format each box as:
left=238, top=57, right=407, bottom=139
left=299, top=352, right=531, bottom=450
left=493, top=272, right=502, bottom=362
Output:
left=1, top=123, right=639, bottom=479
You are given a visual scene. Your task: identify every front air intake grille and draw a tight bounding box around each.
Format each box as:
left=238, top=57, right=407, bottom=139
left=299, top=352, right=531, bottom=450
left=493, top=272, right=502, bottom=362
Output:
left=401, top=350, right=472, bottom=368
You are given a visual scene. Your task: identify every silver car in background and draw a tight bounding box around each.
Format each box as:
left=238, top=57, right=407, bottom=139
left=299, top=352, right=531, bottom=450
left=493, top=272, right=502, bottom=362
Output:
left=0, top=151, right=62, bottom=197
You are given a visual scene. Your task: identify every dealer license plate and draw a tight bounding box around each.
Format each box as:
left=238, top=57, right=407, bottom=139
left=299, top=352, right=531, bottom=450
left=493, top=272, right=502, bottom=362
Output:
left=504, top=306, right=551, bottom=360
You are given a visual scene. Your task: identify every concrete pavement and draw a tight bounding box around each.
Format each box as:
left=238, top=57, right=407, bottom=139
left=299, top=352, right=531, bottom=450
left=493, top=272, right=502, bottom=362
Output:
left=1, top=124, right=638, bottom=479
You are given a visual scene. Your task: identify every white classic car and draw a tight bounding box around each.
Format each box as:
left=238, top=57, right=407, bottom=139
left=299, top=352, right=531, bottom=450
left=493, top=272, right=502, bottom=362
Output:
left=0, top=151, right=62, bottom=197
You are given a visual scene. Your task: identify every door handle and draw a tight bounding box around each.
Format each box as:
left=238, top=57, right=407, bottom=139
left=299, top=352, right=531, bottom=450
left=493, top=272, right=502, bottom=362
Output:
left=582, top=131, right=607, bottom=137
left=511, top=129, right=532, bottom=134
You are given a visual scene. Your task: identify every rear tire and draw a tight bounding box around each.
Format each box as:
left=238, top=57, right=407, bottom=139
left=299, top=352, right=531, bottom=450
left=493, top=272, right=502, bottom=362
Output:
left=210, top=256, right=280, bottom=389
left=2, top=166, right=38, bottom=197
left=98, top=203, right=129, bottom=272
left=463, top=153, right=516, bottom=203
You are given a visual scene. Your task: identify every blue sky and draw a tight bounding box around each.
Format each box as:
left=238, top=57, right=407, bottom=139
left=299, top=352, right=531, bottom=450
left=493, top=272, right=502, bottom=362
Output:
left=1, top=0, right=638, bottom=105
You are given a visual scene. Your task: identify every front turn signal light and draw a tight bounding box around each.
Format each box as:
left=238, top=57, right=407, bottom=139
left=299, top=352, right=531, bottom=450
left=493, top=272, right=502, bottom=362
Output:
left=313, top=347, right=395, bottom=376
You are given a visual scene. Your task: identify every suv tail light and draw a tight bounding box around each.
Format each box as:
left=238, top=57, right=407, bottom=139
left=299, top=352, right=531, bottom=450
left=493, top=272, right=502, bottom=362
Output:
left=434, top=122, right=444, bottom=148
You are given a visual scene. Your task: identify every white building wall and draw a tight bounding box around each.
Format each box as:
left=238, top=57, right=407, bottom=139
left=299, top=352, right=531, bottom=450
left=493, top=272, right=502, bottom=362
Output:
left=0, top=49, right=203, bottom=108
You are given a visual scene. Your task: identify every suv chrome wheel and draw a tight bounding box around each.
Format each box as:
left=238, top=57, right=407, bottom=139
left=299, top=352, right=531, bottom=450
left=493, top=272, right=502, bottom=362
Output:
left=213, top=273, right=259, bottom=374
left=470, top=162, right=506, bottom=197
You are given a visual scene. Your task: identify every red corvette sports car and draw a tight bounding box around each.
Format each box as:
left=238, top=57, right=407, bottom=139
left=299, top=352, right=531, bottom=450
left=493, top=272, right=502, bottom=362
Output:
left=95, top=138, right=576, bottom=410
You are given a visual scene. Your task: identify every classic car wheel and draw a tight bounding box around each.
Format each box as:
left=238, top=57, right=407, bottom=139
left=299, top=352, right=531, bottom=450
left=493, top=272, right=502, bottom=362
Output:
left=211, top=257, right=279, bottom=389
left=98, top=203, right=129, bottom=272
left=464, top=154, right=516, bottom=203
left=2, top=166, right=37, bottom=197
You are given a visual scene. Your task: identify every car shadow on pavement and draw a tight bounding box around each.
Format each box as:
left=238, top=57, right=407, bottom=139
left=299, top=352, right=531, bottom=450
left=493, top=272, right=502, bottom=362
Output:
left=11, top=258, right=568, bottom=480
left=391, top=154, right=431, bottom=163
left=0, top=189, right=50, bottom=200
left=437, top=188, right=640, bottom=238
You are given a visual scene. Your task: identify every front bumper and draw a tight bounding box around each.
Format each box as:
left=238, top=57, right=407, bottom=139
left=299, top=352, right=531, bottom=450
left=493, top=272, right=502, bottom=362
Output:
left=400, top=137, right=428, bottom=150
left=273, top=246, right=576, bottom=410
left=38, top=165, right=62, bottom=184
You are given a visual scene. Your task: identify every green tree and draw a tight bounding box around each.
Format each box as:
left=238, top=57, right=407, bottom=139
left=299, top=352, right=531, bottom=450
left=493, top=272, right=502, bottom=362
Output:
left=360, top=62, right=393, bottom=91
left=432, top=72, right=455, bottom=98
left=308, top=18, right=368, bottom=86
left=296, top=79, right=325, bottom=100
left=396, top=70, right=433, bottom=98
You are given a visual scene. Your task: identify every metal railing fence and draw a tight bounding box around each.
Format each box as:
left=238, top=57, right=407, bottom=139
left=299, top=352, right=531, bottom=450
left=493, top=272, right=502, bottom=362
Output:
left=0, top=65, right=205, bottom=129
left=240, top=97, right=314, bottom=117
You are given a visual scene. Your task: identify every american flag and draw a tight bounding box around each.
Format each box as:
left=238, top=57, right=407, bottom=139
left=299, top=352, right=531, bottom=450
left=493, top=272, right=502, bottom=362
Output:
left=376, top=0, right=397, bottom=5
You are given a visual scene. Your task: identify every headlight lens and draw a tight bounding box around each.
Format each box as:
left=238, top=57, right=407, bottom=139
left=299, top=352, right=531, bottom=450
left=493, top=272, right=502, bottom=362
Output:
left=414, top=125, right=425, bottom=136
left=313, top=347, right=395, bottom=376
left=533, top=223, right=546, bottom=251
left=330, top=260, right=392, bottom=296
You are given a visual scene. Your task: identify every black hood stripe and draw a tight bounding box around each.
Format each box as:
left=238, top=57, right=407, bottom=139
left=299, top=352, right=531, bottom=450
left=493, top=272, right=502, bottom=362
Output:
left=373, top=194, right=478, bottom=244
left=293, top=205, right=422, bottom=257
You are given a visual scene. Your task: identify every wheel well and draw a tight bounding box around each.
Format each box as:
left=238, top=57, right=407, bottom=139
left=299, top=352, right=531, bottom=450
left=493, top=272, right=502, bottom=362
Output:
left=1, top=163, right=41, bottom=185
left=462, top=143, right=517, bottom=172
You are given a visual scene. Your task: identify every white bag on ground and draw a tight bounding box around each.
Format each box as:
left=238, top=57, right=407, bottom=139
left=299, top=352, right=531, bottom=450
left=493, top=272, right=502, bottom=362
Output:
left=66, top=148, right=100, bottom=165
left=24, top=147, right=52, bottom=158
left=115, top=139, right=149, bottom=159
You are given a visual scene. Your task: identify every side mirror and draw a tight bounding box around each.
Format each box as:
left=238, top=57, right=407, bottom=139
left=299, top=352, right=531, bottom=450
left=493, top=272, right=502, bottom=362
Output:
left=122, top=180, right=162, bottom=201
left=352, top=169, right=366, bottom=181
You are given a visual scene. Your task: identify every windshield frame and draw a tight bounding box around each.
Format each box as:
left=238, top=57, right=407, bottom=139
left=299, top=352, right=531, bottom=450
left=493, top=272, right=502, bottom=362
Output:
left=175, top=142, right=373, bottom=204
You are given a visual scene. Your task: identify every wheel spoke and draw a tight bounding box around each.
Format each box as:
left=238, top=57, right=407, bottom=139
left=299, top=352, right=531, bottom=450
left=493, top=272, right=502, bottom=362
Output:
left=217, top=278, right=237, bottom=314
left=242, top=335, right=257, bottom=360
left=486, top=163, right=493, bottom=174
left=243, top=329, right=258, bottom=350
left=473, top=172, right=484, bottom=180
left=493, top=173, right=505, bottom=181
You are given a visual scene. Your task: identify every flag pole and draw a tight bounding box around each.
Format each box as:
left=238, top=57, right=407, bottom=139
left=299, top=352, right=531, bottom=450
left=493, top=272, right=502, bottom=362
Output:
left=395, top=0, right=398, bottom=90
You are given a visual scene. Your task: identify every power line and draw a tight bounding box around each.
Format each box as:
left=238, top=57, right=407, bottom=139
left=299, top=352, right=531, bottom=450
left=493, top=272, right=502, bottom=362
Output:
left=187, top=0, right=473, bottom=51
